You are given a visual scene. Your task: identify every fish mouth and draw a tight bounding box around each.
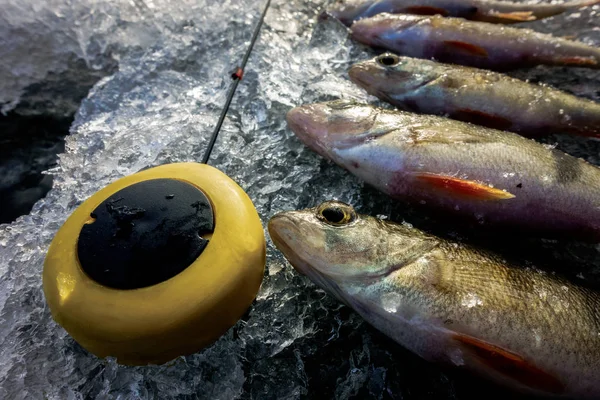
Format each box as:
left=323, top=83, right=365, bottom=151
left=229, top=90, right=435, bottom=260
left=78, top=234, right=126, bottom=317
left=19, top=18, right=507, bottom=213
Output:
left=268, top=213, right=350, bottom=305
left=350, top=14, right=396, bottom=45
left=286, top=105, right=332, bottom=159
left=350, top=60, right=435, bottom=103
left=351, top=14, right=424, bottom=46
left=268, top=214, right=307, bottom=275
left=348, top=62, right=395, bottom=95
left=348, top=63, right=376, bottom=88
left=286, top=101, right=380, bottom=159
left=350, top=19, right=380, bottom=46
left=326, top=0, right=372, bottom=26
left=268, top=212, right=323, bottom=279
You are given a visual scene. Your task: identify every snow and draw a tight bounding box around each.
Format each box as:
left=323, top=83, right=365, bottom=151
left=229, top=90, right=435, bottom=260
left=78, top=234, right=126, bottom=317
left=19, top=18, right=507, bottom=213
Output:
left=0, top=0, right=599, bottom=398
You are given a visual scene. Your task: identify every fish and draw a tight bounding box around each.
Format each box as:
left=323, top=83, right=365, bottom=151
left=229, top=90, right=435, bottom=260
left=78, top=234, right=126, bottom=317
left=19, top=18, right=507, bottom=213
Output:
left=285, top=100, right=600, bottom=240
left=268, top=200, right=600, bottom=398
left=349, top=53, right=600, bottom=138
left=325, top=0, right=600, bottom=26
left=350, top=13, right=600, bottom=70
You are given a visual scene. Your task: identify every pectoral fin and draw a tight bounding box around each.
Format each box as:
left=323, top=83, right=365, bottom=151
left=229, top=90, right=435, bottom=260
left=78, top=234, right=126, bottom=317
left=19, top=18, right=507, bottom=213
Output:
left=486, top=11, right=536, bottom=21
left=443, top=41, right=488, bottom=57
left=413, top=173, right=515, bottom=200
left=453, top=333, right=565, bottom=394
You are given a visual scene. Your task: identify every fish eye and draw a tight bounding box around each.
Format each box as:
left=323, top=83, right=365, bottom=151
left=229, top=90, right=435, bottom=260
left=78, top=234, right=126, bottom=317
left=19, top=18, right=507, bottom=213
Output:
left=316, top=202, right=356, bottom=226
left=376, top=53, right=400, bottom=67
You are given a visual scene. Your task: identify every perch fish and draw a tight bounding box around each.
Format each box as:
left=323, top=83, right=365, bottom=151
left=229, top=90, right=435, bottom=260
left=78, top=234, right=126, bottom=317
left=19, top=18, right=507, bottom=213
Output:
left=350, top=13, right=600, bottom=70
left=326, top=0, right=600, bottom=25
left=268, top=200, right=600, bottom=398
left=349, top=53, right=600, bottom=137
left=286, top=100, right=600, bottom=240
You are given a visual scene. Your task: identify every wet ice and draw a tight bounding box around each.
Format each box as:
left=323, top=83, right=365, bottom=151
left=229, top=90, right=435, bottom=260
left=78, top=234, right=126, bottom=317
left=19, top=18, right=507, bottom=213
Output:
left=1, top=0, right=599, bottom=399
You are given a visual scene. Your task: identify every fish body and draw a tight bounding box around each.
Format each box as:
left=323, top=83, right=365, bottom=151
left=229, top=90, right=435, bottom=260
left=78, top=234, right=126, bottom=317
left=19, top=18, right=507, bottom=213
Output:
left=350, top=13, right=600, bottom=70
left=286, top=100, right=600, bottom=239
left=326, top=0, right=600, bottom=25
left=268, top=201, right=600, bottom=398
left=349, top=53, right=600, bottom=137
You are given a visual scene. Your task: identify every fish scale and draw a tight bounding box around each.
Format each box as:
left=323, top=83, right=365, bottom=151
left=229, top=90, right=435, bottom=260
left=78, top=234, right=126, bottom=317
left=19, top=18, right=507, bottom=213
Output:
left=326, top=0, right=600, bottom=25
left=268, top=201, right=600, bottom=397
left=350, top=13, right=600, bottom=71
left=286, top=100, right=600, bottom=240
left=350, top=54, right=600, bottom=138
left=413, top=244, right=600, bottom=377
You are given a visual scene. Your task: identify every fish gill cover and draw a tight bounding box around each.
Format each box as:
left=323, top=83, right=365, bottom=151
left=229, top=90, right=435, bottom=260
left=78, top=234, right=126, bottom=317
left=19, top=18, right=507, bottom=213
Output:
left=0, top=0, right=599, bottom=399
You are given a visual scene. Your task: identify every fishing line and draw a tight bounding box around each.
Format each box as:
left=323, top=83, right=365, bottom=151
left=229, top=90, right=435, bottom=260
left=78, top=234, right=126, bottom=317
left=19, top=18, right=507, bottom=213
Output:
left=201, top=0, right=272, bottom=164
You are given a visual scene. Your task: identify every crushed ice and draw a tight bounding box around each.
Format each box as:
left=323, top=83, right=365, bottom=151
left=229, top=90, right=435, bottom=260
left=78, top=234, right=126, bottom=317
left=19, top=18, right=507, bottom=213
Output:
left=0, top=0, right=599, bottom=398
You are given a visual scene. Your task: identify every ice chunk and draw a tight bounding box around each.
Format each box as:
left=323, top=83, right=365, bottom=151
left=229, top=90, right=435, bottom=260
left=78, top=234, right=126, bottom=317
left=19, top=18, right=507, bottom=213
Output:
left=0, top=0, right=257, bottom=115
left=1, top=0, right=599, bottom=399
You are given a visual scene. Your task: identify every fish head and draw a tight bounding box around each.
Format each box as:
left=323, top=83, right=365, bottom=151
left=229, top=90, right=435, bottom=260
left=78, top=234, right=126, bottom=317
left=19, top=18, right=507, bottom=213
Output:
left=268, top=202, right=389, bottom=294
left=350, top=53, right=437, bottom=97
left=323, top=0, right=377, bottom=26
left=286, top=99, right=399, bottom=163
left=350, top=13, right=423, bottom=48
left=268, top=201, right=428, bottom=291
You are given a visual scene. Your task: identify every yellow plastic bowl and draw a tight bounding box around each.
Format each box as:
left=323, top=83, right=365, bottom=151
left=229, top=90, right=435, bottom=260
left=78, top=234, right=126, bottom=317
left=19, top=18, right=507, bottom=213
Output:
left=43, top=163, right=265, bottom=365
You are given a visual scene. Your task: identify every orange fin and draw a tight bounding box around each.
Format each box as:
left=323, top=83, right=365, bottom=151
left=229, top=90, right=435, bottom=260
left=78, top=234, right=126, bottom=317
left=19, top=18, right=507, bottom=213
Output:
left=414, top=173, right=515, bottom=200
left=451, top=109, right=513, bottom=131
left=404, top=6, right=449, bottom=16
left=453, top=333, right=565, bottom=394
left=557, top=56, right=598, bottom=67
left=487, top=11, right=536, bottom=21
left=443, top=41, right=488, bottom=57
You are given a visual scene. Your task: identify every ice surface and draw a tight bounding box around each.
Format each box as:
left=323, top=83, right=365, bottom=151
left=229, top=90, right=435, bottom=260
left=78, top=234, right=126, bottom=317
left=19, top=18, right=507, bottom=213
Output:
left=0, top=0, right=599, bottom=398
